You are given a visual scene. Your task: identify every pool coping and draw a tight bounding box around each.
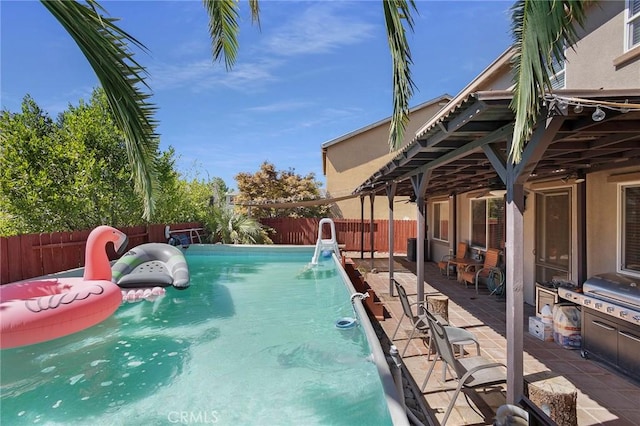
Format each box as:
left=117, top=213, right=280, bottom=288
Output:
left=333, top=252, right=410, bottom=426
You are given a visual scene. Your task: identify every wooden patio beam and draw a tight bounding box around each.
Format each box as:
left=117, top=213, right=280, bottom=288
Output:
left=386, top=182, right=398, bottom=296
left=506, top=112, right=565, bottom=404
left=411, top=171, right=431, bottom=308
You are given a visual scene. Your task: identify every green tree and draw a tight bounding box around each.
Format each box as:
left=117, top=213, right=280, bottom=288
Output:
left=0, top=97, right=61, bottom=234
left=210, top=177, right=230, bottom=210
left=57, top=89, right=144, bottom=225
left=42, top=0, right=159, bottom=219
left=235, top=162, right=331, bottom=219
left=151, top=147, right=185, bottom=224
left=152, top=149, right=217, bottom=224
left=36, top=0, right=417, bottom=219
left=0, top=89, right=188, bottom=235
left=0, top=94, right=135, bottom=233
left=26, top=0, right=589, bottom=225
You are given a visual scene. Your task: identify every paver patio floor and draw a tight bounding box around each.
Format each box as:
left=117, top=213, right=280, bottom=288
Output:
left=349, top=255, right=640, bottom=425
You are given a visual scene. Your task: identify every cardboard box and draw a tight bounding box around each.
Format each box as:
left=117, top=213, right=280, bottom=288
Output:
left=529, top=316, right=553, bottom=341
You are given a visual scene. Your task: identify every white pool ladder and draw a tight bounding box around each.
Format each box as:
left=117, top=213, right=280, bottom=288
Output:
left=311, top=218, right=340, bottom=265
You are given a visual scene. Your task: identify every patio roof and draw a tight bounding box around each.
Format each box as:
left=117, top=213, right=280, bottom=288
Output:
left=354, top=89, right=640, bottom=197
left=351, top=87, right=640, bottom=405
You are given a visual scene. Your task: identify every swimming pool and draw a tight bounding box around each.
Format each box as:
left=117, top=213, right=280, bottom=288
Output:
left=1, top=245, right=407, bottom=425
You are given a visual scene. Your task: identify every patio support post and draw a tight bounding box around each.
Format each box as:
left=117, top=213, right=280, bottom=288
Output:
left=450, top=192, right=457, bottom=254
left=411, top=172, right=430, bottom=310
left=505, top=180, right=525, bottom=404
left=369, top=193, right=375, bottom=270
left=505, top=113, right=566, bottom=404
left=387, top=183, right=398, bottom=296
left=360, top=195, right=365, bottom=260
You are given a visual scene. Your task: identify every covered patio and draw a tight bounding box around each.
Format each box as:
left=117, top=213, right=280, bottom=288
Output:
left=349, top=88, right=640, bottom=421
left=352, top=256, right=640, bottom=425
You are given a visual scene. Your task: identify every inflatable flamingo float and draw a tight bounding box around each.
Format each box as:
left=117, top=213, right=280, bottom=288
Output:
left=0, top=225, right=128, bottom=349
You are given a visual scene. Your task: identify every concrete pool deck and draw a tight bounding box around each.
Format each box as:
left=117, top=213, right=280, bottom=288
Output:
left=348, top=255, right=640, bottom=426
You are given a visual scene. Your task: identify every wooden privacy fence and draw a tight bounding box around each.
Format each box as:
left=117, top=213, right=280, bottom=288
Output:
left=0, top=222, right=201, bottom=284
left=1, top=218, right=417, bottom=284
left=260, top=218, right=417, bottom=252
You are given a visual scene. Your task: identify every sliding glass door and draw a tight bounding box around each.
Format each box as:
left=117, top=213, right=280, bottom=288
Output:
left=535, top=189, right=571, bottom=283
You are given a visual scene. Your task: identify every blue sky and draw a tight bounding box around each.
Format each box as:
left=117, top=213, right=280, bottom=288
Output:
left=1, top=1, right=513, bottom=190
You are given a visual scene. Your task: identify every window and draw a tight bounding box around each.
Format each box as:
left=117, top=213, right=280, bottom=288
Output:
left=620, top=183, right=640, bottom=275
left=535, top=190, right=571, bottom=283
left=433, top=201, right=449, bottom=242
left=549, top=53, right=566, bottom=89
left=470, top=197, right=504, bottom=250
left=627, top=0, right=640, bottom=50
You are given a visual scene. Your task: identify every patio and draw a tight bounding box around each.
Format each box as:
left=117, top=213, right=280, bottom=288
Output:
left=351, top=255, right=640, bottom=426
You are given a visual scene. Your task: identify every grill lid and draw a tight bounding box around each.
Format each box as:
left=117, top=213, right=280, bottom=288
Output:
left=583, top=273, right=640, bottom=308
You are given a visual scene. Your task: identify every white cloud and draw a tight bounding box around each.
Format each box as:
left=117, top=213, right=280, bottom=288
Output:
left=244, top=100, right=313, bottom=113
left=263, top=3, right=376, bottom=56
left=149, top=57, right=281, bottom=92
left=148, top=3, right=376, bottom=94
left=148, top=60, right=213, bottom=90
left=43, top=86, right=95, bottom=116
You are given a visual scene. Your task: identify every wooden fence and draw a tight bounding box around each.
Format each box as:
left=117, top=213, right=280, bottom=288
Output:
left=1, top=218, right=417, bottom=284
left=0, top=222, right=201, bottom=284
left=260, top=218, right=417, bottom=253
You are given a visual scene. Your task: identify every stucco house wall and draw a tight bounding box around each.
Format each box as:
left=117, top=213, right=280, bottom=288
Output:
left=327, top=2, right=638, bottom=306
left=429, top=1, right=640, bottom=306
left=447, top=166, right=640, bottom=307
left=566, top=1, right=640, bottom=89
left=323, top=96, right=450, bottom=220
left=587, top=165, right=640, bottom=277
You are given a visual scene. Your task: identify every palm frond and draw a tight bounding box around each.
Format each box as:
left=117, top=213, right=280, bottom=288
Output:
left=248, top=0, right=261, bottom=29
left=42, top=0, right=158, bottom=220
left=509, top=0, right=588, bottom=164
left=383, top=0, right=418, bottom=151
left=202, top=0, right=251, bottom=70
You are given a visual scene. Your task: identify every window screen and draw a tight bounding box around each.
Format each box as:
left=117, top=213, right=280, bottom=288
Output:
left=622, top=185, right=640, bottom=273
left=628, top=0, right=640, bottom=50
left=433, top=201, right=449, bottom=242
left=471, top=198, right=504, bottom=249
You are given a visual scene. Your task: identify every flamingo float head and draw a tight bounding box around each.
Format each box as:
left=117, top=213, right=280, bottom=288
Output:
left=83, top=226, right=128, bottom=281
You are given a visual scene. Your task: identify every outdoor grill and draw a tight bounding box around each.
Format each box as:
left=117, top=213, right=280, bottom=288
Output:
left=559, top=273, right=640, bottom=381
left=559, top=273, right=640, bottom=326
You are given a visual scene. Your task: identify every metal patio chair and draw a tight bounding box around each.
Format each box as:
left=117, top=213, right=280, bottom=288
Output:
left=421, top=310, right=507, bottom=425
left=392, top=281, right=480, bottom=359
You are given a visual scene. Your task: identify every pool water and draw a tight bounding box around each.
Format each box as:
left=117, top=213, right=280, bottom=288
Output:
left=1, top=247, right=393, bottom=425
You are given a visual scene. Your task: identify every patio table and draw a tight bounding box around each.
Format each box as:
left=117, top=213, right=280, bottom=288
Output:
left=450, top=259, right=483, bottom=283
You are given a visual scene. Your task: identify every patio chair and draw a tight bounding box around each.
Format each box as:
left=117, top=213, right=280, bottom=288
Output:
left=392, top=281, right=480, bottom=358
left=437, top=241, right=469, bottom=278
left=420, top=310, right=507, bottom=425
left=460, top=248, right=503, bottom=293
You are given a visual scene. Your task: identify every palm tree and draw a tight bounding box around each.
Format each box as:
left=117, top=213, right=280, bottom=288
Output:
left=42, top=0, right=159, bottom=220
left=204, top=206, right=272, bottom=244
left=509, top=0, right=588, bottom=163
left=40, top=0, right=589, bottom=219
left=40, top=0, right=417, bottom=220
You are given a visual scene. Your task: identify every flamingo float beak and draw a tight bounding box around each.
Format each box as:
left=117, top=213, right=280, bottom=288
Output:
left=114, top=231, right=128, bottom=256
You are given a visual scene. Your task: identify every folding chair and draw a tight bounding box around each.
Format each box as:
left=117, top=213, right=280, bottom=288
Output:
left=421, top=310, right=507, bottom=425
left=392, top=281, right=480, bottom=359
